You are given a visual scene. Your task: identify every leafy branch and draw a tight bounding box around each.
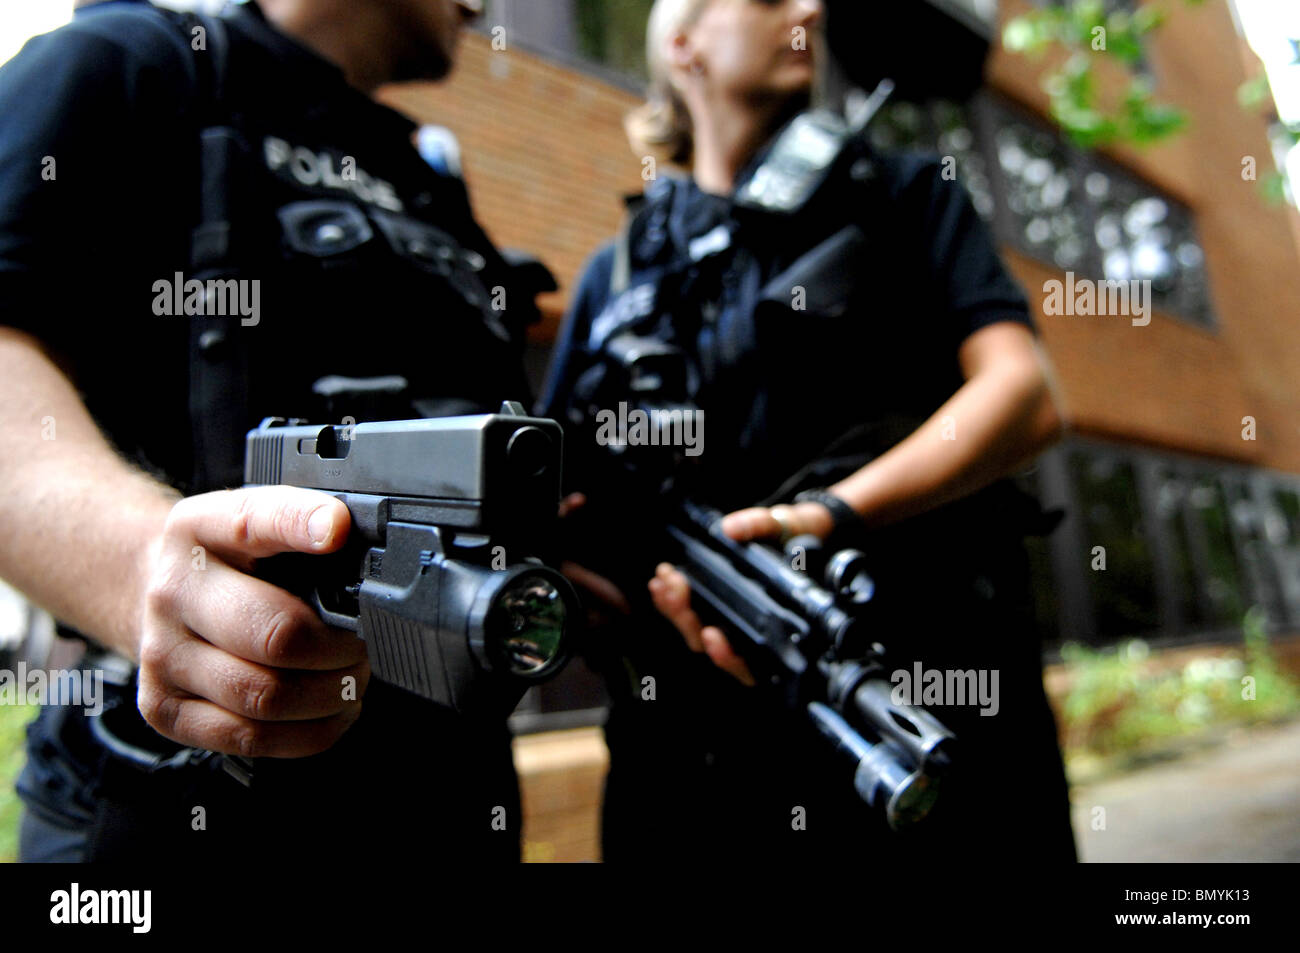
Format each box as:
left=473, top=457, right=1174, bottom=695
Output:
left=1003, top=0, right=1205, bottom=149
left=1238, top=71, right=1298, bottom=204
left=1004, top=0, right=1292, bottom=203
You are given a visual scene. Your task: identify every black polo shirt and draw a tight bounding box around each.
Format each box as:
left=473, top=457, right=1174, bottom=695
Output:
left=538, top=136, right=1076, bottom=863
left=543, top=150, right=1036, bottom=503
left=0, top=0, right=530, bottom=489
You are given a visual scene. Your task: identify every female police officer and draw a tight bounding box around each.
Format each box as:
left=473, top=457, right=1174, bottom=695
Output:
left=542, top=0, right=1077, bottom=864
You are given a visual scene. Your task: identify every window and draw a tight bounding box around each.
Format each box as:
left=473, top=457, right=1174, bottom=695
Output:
left=869, top=99, right=995, bottom=219
left=1081, top=159, right=1214, bottom=326
left=926, top=0, right=999, bottom=36
left=477, top=0, right=651, bottom=89
left=1034, top=439, right=1300, bottom=653
left=936, top=100, right=997, bottom=218
left=480, top=0, right=577, bottom=60
left=870, top=101, right=941, bottom=154
left=1147, top=468, right=1251, bottom=634
left=1044, top=0, right=1140, bottom=15
left=574, top=0, right=655, bottom=81
left=1187, top=478, right=1250, bottom=627
left=983, top=97, right=1215, bottom=327
left=1152, top=469, right=1205, bottom=633
left=868, top=94, right=1216, bottom=327
left=992, top=111, right=1092, bottom=270
left=1261, top=486, right=1300, bottom=627
left=1069, top=451, right=1160, bottom=641
left=1271, top=487, right=1300, bottom=545
left=1226, top=480, right=1290, bottom=627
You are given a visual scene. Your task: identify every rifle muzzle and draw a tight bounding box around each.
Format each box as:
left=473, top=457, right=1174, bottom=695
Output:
left=807, top=701, right=940, bottom=831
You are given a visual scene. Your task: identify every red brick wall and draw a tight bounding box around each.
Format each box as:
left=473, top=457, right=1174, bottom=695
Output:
left=991, top=0, right=1300, bottom=474
left=379, top=34, right=645, bottom=343
left=380, top=5, right=1300, bottom=475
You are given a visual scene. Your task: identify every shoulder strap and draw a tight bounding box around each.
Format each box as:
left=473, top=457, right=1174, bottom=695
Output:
left=126, top=7, right=230, bottom=118
left=609, top=221, right=632, bottom=297
left=178, top=11, right=252, bottom=493
left=607, top=188, right=662, bottom=299
left=610, top=192, right=652, bottom=298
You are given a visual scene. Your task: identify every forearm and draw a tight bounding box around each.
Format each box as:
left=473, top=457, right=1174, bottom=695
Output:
left=0, top=328, right=179, bottom=661
left=831, top=355, right=1063, bottom=529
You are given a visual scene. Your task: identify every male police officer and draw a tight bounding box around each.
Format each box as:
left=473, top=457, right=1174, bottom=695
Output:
left=0, top=0, right=541, bottom=863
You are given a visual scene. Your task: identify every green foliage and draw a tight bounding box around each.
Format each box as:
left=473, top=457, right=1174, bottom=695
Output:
left=575, top=0, right=655, bottom=80
left=1237, top=73, right=1273, bottom=110
left=1004, top=0, right=1296, bottom=205
left=0, top=702, right=36, bottom=863
left=1237, top=73, right=1299, bottom=205
left=1060, top=607, right=1300, bottom=762
left=1003, top=0, right=1204, bottom=149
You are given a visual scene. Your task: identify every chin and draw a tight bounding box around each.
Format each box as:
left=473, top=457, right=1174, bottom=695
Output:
left=393, top=51, right=454, bottom=83
left=786, top=62, right=816, bottom=86
left=774, top=76, right=813, bottom=104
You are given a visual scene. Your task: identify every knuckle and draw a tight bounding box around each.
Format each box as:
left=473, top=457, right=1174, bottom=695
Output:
left=136, top=683, right=161, bottom=724
left=230, top=491, right=260, bottom=548
left=138, top=628, right=182, bottom=680
left=139, top=685, right=181, bottom=739
left=161, top=495, right=196, bottom=540
left=258, top=606, right=311, bottom=665
left=238, top=670, right=282, bottom=720
left=137, top=634, right=169, bottom=674
left=142, top=576, right=170, bottom=616
left=233, top=723, right=262, bottom=759
left=142, top=563, right=184, bottom=618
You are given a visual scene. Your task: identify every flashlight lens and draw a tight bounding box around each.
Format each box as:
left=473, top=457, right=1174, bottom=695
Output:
left=888, top=772, right=941, bottom=830
left=487, top=573, right=567, bottom=676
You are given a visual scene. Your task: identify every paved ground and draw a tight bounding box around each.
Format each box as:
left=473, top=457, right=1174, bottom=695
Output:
left=1071, top=719, right=1300, bottom=862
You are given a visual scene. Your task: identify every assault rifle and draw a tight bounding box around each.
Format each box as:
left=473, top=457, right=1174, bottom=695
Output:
left=561, top=335, right=956, bottom=830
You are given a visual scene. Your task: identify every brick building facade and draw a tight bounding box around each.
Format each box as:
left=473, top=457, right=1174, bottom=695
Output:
left=379, top=0, right=1300, bottom=658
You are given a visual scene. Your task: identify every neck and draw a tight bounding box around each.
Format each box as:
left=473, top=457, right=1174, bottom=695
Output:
left=689, top=93, right=807, bottom=196
left=260, top=0, right=406, bottom=94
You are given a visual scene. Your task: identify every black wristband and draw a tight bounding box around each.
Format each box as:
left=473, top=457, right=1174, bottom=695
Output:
left=793, top=489, right=861, bottom=537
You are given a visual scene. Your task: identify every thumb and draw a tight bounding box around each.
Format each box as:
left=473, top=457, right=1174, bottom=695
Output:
left=179, top=486, right=351, bottom=561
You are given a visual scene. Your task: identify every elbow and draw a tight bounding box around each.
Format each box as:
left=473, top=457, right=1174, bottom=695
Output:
left=1012, top=340, right=1067, bottom=452
left=1030, top=368, right=1067, bottom=451
left=1042, top=395, right=1066, bottom=447
left=1000, top=352, right=1065, bottom=454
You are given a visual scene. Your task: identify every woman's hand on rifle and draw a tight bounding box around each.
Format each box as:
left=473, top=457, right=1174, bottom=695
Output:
left=647, top=501, right=836, bottom=687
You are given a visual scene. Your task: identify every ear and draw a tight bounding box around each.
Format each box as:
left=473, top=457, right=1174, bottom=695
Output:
left=666, top=29, right=698, bottom=74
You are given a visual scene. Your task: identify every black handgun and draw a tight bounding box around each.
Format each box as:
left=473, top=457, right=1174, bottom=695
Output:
left=243, top=401, right=579, bottom=717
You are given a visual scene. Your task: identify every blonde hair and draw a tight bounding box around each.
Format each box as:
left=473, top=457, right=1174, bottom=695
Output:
left=624, top=0, right=713, bottom=167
